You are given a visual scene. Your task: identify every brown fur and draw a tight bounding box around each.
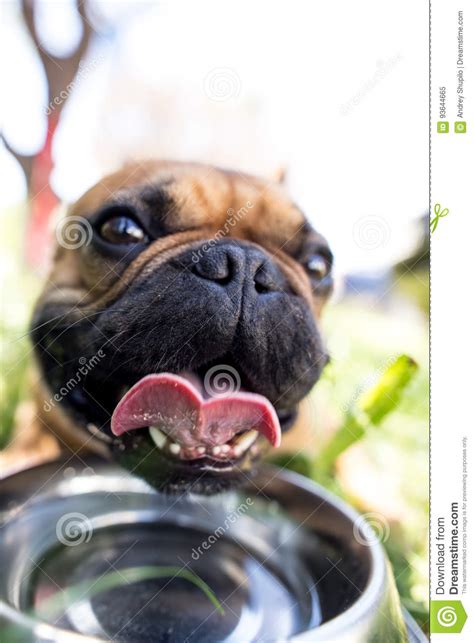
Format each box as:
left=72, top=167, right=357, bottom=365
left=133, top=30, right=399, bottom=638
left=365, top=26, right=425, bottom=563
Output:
left=2, top=160, right=330, bottom=476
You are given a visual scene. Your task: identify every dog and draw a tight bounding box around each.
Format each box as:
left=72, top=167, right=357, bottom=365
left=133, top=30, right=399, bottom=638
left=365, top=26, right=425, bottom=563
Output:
left=26, top=160, right=333, bottom=492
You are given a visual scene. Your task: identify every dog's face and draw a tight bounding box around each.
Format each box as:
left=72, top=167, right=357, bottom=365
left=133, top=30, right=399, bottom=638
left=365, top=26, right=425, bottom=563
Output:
left=31, top=161, right=333, bottom=492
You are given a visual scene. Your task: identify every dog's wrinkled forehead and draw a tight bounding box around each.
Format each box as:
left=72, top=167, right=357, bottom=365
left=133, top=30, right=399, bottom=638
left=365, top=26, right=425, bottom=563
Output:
left=48, top=161, right=330, bottom=311
left=71, top=160, right=306, bottom=247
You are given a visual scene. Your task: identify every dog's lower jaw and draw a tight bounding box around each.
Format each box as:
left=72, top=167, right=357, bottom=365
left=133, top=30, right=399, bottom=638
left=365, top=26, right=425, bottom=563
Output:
left=34, top=373, right=111, bottom=459
left=113, top=438, right=257, bottom=495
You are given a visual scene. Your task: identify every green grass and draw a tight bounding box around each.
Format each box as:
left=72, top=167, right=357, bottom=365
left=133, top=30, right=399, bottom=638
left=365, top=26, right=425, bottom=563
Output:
left=0, top=324, right=30, bottom=448
left=1, top=206, right=42, bottom=447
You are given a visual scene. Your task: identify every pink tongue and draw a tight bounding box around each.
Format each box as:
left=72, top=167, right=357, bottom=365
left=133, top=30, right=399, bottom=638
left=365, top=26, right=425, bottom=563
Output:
left=111, top=373, right=281, bottom=448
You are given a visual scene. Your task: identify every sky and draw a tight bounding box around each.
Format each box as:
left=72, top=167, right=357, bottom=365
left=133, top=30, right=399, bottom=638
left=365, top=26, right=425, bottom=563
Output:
left=1, top=0, right=429, bottom=273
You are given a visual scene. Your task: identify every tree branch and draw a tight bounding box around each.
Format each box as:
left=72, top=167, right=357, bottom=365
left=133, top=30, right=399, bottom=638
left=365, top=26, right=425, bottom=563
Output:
left=1, top=132, right=34, bottom=187
left=20, top=0, right=93, bottom=105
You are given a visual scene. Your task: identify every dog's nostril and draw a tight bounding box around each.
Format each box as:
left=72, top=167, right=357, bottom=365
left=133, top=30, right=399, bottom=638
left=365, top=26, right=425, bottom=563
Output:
left=254, top=279, right=271, bottom=294
left=254, top=267, right=276, bottom=294
left=190, top=244, right=284, bottom=293
left=192, top=256, right=232, bottom=285
left=212, top=273, right=232, bottom=285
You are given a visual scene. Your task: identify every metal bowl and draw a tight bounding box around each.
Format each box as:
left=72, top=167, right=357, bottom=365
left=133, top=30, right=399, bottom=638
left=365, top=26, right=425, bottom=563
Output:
left=0, top=457, right=425, bottom=642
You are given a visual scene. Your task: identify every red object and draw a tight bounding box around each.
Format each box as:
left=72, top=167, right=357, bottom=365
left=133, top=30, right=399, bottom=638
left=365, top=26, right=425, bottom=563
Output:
left=26, top=114, right=60, bottom=269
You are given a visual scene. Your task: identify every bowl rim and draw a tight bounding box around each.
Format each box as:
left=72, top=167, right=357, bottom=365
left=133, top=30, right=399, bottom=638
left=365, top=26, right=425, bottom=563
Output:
left=266, top=466, right=389, bottom=640
left=0, top=459, right=390, bottom=642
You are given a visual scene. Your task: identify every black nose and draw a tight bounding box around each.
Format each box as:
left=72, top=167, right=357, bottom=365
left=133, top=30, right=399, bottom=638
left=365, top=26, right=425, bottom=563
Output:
left=191, top=242, right=284, bottom=294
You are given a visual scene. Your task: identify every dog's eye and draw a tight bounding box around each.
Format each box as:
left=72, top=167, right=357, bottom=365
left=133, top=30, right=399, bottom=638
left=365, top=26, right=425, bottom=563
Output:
left=306, top=254, right=330, bottom=279
left=99, top=216, right=147, bottom=245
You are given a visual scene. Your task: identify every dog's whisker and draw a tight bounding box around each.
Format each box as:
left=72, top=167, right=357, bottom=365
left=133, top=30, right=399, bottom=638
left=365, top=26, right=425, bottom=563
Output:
left=27, top=308, right=108, bottom=339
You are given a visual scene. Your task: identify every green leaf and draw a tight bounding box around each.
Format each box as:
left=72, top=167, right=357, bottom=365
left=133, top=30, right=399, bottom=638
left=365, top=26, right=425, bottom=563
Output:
left=316, top=355, right=418, bottom=472
left=35, top=565, right=225, bottom=620
left=359, top=355, right=418, bottom=425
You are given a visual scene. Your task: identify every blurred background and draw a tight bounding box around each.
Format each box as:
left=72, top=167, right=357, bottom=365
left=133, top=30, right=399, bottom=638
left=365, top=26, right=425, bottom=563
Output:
left=0, top=0, right=429, bottom=631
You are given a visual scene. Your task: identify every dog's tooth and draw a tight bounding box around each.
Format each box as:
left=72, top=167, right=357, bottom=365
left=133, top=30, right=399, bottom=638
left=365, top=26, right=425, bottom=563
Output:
left=87, top=423, right=112, bottom=443
left=212, top=446, right=222, bottom=456
left=196, top=446, right=206, bottom=455
left=220, top=444, right=231, bottom=454
left=149, top=426, right=167, bottom=449
left=169, top=442, right=181, bottom=455
left=233, top=430, right=258, bottom=452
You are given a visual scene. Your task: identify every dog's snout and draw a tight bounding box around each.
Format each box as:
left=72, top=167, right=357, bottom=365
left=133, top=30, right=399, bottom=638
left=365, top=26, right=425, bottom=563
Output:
left=191, top=243, right=282, bottom=294
left=191, top=245, right=233, bottom=285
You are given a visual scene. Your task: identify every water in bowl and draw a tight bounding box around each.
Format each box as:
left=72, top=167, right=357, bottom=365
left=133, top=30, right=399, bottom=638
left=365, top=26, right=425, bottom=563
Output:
left=0, top=462, right=366, bottom=642
left=28, top=522, right=321, bottom=642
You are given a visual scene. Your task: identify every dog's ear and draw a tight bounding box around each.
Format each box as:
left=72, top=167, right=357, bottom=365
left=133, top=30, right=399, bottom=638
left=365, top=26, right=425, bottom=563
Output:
left=271, top=166, right=287, bottom=185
